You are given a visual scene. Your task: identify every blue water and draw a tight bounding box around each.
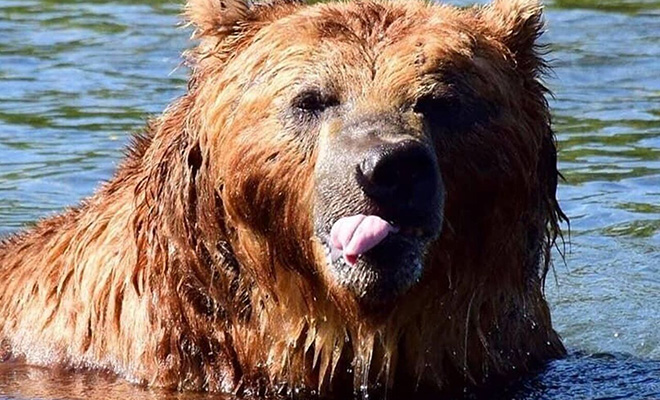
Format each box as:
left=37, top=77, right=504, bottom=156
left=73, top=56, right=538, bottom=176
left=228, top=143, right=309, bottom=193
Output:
left=0, top=0, right=658, bottom=399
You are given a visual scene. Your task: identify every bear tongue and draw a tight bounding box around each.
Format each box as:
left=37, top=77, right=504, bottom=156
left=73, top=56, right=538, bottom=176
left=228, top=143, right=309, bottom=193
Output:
left=329, top=214, right=398, bottom=265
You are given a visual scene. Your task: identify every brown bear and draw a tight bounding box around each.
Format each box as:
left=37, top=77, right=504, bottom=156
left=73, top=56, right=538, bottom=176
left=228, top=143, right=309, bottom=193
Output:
left=0, top=0, right=567, bottom=397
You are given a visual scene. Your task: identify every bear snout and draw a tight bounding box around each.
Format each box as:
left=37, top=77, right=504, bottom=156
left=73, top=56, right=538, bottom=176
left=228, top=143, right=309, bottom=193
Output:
left=356, top=139, right=443, bottom=226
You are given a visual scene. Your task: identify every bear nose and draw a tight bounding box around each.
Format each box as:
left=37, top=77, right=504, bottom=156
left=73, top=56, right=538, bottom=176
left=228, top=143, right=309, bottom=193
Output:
left=356, top=140, right=440, bottom=214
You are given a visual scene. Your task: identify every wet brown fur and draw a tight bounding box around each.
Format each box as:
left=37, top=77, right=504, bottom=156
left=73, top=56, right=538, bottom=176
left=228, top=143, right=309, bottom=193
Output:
left=0, top=0, right=566, bottom=396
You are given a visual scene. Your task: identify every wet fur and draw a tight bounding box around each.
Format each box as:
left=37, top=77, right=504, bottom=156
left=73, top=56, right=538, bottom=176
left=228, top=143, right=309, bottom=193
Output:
left=0, top=0, right=566, bottom=396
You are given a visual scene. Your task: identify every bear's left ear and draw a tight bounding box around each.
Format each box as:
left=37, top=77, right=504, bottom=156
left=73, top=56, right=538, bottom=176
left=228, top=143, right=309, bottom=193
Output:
left=185, top=0, right=305, bottom=39
left=479, top=0, right=546, bottom=73
left=185, top=0, right=254, bottom=38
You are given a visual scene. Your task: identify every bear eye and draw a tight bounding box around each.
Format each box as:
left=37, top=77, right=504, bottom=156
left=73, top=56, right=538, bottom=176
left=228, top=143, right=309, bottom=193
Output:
left=413, top=94, right=458, bottom=129
left=414, top=92, right=494, bottom=133
left=292, top=90, right=339, bottom=117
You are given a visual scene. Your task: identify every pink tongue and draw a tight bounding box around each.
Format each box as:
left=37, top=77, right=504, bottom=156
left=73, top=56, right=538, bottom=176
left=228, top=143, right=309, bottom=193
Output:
left=329, top=214, right=398, bottom=265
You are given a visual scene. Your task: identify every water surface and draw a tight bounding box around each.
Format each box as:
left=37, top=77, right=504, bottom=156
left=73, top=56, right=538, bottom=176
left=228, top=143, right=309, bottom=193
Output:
left=0, top=0, right=658, bottom=399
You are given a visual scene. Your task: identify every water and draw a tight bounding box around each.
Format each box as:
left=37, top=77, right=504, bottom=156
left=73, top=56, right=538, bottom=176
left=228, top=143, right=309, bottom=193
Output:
left=0, top=0, right=658, bottom=399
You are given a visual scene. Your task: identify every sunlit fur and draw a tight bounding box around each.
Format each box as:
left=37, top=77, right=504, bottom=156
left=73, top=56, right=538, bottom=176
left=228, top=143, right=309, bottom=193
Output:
left=0, top=0, right=566, bottom=396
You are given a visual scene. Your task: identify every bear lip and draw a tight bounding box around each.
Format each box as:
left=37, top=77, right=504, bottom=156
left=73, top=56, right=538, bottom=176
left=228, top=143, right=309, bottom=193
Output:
left=329, top=214, right=399, bottom=265
left=322, top=213, right=433, bottom=267
left=319, top=227, right=429, bottom=304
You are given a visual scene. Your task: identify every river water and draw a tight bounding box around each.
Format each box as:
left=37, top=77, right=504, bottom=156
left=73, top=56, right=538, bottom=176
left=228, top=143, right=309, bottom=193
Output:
left=0, top=0, right=658, bottom=399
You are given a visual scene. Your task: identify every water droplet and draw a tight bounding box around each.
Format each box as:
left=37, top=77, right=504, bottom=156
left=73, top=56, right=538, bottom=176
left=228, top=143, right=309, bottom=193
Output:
left=359, top=384, right=370, bottom=399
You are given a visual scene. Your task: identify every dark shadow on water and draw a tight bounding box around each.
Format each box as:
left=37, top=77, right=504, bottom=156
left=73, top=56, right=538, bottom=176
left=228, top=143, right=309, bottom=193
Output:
left=472, top=352, right=660, bottom=400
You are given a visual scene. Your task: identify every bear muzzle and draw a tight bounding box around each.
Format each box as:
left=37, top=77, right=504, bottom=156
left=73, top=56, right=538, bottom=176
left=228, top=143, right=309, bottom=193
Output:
left=313, top=117, right=445, bottom=311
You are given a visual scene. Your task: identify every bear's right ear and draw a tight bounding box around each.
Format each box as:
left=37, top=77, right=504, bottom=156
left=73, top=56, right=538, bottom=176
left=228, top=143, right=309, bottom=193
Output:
left=185, top=0, right=254, bottom=38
